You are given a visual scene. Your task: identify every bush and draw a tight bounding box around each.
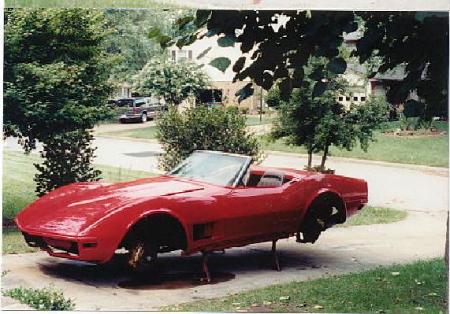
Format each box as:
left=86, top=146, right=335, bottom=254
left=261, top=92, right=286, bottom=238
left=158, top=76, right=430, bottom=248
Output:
left=4, top=287, right=75, bottom=311
left=157, top=106, right=261, bottom=170
left=34, top=130, right=100, bottom=196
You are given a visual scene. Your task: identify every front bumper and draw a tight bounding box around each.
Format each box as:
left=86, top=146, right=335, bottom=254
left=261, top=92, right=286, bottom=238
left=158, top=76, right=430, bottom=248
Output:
left=21, top=231, right=113, bottom=264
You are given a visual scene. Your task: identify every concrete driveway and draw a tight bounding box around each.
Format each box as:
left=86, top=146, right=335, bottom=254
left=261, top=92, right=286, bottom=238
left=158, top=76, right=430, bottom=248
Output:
left=2, top=135, right=448, bottom=310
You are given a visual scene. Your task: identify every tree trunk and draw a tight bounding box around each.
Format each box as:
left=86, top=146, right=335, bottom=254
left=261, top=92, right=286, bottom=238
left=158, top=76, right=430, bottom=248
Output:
left=307, top=145, right=313, bottom=168
left=320, top=144, right=329, bottom=171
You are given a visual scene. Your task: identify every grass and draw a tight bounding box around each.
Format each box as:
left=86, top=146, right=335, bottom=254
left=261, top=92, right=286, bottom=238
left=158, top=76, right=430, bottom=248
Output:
left=246, top=114, right=276, bottom=126
left=261, top=131, right=449, bottom=168
left=4, top=0, right=181, bottom=8
left=2, top=229, right=39, bottom=254
left=339, top=206, right=407, bottom=227
left=3, top=286, right=75, bottom=310
left=164, top=258, right=447, bottom=313
left=101, top=125, right=159, bottom=140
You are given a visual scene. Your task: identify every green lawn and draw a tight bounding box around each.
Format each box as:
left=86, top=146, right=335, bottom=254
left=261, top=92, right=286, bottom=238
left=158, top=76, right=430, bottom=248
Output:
left=165, top=259, right=446, bottom=313
left=246, top=114, right=276, bottom=126
left=101, top=125, right=159, bottom=140
left=3, top=229, right=39, bottom=254
left=262, top=131, right=449, bottom=168
left=5, top=0, right=180, bottom=8
left=339, top=206, right=406, bottom=227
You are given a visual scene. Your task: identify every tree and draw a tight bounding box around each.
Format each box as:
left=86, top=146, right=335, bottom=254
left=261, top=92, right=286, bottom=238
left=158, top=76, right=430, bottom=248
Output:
left=271, top=58, right=389, bottom=170
left=133, top=57, right=210, bottom=106
left=157, top=106, right=260, bottom=170
left=4, top=9, right=114, bottom=195
left=103, top=9, right=192, bottom=84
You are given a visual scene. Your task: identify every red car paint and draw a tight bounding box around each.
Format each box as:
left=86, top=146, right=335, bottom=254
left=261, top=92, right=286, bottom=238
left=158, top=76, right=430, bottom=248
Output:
left=16, top=165, right=368, bottom=264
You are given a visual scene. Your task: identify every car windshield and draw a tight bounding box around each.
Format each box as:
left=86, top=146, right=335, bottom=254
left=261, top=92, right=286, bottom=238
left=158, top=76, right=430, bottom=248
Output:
left=169, top=151, right=252, bottom=187
left=116, top=99, right=134, bottom=107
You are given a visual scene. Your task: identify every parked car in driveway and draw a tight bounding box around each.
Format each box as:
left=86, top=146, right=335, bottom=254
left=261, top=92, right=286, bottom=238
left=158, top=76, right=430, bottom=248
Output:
left=16, top=150, right=368, bottom=282
left=117, top=97, right=166, bottom=123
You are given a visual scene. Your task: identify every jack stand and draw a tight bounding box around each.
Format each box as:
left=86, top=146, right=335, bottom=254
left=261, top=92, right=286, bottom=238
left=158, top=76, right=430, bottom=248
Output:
left=200, top=251, right=211, bottom=283
left=271, top=240, right=281, bottom=271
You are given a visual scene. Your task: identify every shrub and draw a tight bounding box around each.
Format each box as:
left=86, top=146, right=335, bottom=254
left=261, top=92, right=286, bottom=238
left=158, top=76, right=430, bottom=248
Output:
left=157, top=106, right=260, bottom=170
left=34, top=130, right=101, bottom=196
left=133, top=57, right=210, bottom=106
left=239, top=107, right=249, bottom=115
left=4, top=287, right=75, bottom=311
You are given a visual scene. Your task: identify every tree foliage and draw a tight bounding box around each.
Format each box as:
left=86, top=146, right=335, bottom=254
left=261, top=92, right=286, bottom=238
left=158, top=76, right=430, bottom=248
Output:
left=154, top=10, right=357, bottom=100
left=154, top=10, right=447, bottom=119
left=271, top=58, right=389, bottom=170
left=34, top=131, right=101, bottom=196
left=103, top=9, right=192, bottom=84
left=133, top=57, right=210, bottom=105
left=355, top=12, right=449, bottom=120
left=4, top=9, right=114, bottom=195
left=157, top=106, right=260, bottom=170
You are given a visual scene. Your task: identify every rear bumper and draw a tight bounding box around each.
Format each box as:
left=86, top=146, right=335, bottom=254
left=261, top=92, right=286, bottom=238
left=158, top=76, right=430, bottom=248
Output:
left=21, top=230, right=114, bottom=264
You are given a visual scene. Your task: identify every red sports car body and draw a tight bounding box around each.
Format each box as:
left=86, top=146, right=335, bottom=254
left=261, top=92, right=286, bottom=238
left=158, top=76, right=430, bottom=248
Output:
left=16, top=150, right=368, bottom=270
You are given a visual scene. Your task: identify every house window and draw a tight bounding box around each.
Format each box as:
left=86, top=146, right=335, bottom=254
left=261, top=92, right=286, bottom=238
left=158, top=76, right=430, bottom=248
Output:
left=346, top=96, right=350, bottom=101
left=173, top=49, right=193, bottom=62
left=361, top=96, right=366, bottom=101
left=338, top=96, right=344, bottom=101
left=353, top=96, right=359, bottom=101
left=197, top=89, right=223, bottom=104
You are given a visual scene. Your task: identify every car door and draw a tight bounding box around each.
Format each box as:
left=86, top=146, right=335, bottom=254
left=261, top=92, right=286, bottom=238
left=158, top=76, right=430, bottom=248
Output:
left=222, top=185, right=294, bottom=243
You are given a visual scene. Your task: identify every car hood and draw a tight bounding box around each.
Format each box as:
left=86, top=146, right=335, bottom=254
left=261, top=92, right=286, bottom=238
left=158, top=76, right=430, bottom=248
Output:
left=16, top=176, right=204, bottom=236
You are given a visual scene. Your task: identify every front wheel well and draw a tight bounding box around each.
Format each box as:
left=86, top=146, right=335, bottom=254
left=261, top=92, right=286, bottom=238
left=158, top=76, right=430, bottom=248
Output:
left=119, top=213, right=187, bottom=252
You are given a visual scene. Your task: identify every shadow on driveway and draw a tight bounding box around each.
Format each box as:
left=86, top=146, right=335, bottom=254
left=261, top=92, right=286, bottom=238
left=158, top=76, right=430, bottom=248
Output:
left=37, top=245, right=335, bottom=290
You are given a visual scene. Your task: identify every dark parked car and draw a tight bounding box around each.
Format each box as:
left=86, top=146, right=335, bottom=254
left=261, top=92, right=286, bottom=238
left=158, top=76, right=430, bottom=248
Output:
left=117, top=97, right=166, bottom=123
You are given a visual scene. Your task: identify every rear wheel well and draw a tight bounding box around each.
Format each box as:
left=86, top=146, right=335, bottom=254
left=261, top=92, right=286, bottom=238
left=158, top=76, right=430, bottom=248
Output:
left=298, top=192, right=346, bottom=244
left=120, top=214, right=187, bottom=252
left=309, top=192, right=346, bottom=224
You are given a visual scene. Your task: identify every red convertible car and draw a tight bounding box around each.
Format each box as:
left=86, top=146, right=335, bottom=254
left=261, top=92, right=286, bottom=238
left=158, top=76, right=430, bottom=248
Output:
left=16, top=150, right=367, bottom=281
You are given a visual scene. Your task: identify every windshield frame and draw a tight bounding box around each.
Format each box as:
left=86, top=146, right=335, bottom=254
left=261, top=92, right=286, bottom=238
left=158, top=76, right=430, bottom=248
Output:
left=168, top=150, right=253, bottom=188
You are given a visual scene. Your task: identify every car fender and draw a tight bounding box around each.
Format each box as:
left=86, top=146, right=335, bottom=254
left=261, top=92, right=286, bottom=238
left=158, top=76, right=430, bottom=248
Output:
left=303, top=187, right=347, bottom=219
left=120, top=208, right=191, bottom=249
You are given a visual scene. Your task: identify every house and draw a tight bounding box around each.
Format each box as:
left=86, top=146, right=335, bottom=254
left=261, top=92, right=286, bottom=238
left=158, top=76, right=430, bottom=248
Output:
left=169, top=35, right=265, bottom=113
left=338, top=31, right=418, bottom=112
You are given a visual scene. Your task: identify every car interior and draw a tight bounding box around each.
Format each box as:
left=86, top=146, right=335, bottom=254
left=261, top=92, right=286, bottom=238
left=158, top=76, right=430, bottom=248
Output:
left=241, top=168, right=292, bottom=188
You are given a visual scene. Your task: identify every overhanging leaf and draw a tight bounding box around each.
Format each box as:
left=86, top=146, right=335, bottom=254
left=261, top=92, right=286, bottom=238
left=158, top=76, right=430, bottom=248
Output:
left=197, top=47, right=212, bottom=59
left=312, top=80, right=328, bottom=98
left=148, top=27, right=161, bottom=39
left=217, top=35, right=236, bottom=47
left=176, top=15, right=195, bottom=28
left=235, top=83, right=254, bottom=103
left=158, top=35, right=172, bottom=48
left=279, top=78, right=293, bottom=101
left=327, top=57, right=347, bottom=75
left=232, top=57, right=246, bottom=73
left=210, top=57, right=231, bottom=73
left=195, top=10, right=212, bottom=27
